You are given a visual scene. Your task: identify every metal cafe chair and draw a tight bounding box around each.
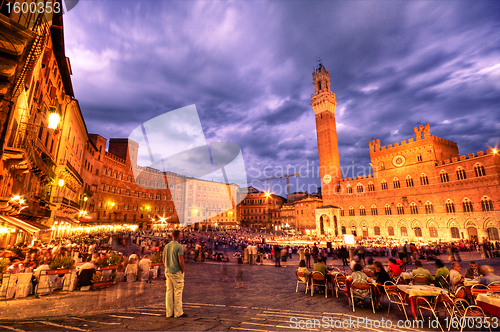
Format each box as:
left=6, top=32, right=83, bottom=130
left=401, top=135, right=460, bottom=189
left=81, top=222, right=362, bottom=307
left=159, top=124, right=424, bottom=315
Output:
left=438, top=275, right=450, bottom=290
left=487, top=281, right=500, bottom=293
left=412, top=274, right=431, bottom=285
left=447, top=297, right=491, bottom=332
left=415, top=295, right=444, bottom=332
left=453, top=286, right=467, bottom=301
left=334, top=273, right=347, bottom=298
left=383, top=281, right=409, bottom=320
left=470, top=284, right=489, bottom=305
left=350, top=280, right=375, bottom=313
left=295, top=270, right=309, bottom=294
left=311, top=271, right=327, bottom=298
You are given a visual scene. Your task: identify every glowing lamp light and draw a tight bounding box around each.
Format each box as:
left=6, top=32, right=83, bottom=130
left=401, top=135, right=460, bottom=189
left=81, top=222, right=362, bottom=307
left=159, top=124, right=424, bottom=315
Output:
left=111, top=202, right=115, bottom=207
left=494, top=148, right=498, bottom=154
left=12, top=195, right=21, bottom=200
left=58, top=179, right=65, bottom=187
left=265, top=192, right=271, bottom=197
left=84, top=197, right=88, bottom=201
left=19, top=199, right=24, bottom=204
left=48, top=112, right=60, bottom=129
left=10, top=228, right=16, bottom=233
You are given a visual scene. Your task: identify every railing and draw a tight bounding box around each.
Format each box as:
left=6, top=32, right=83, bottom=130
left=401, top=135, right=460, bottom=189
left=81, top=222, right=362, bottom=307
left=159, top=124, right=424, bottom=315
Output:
left=58, top=159, right=83, bottom=185
left=53, top=196, right=80, bottom=210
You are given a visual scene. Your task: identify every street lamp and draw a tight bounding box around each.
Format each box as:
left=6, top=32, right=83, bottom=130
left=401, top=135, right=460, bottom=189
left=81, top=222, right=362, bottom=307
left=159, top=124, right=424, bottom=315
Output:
left=48, top=112, right=60, bottom=129
left=58, top=179, right=64, bottom=187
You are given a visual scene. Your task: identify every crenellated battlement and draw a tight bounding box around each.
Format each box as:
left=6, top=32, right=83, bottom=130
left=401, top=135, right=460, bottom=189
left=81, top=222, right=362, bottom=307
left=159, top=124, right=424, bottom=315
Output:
left=434, top=149, right=496, bottom=166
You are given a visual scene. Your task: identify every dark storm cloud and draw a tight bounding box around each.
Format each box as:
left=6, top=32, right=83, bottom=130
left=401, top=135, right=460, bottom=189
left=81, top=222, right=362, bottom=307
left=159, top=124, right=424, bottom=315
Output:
left=63, top=0, right=500, bottom=191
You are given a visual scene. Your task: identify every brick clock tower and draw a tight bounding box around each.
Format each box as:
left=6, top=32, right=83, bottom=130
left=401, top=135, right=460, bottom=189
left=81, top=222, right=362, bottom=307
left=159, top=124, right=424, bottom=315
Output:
left=311, top=63, right=341, bottom=199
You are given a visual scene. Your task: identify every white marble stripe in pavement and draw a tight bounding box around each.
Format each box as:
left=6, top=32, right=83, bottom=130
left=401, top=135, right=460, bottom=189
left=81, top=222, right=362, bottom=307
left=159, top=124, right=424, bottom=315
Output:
left=68, top=317, right=122, bottom=325
left=109, top=315, right=135, bottom=319
left=0, top=325, right=25, bottom=332
left=38, top=321, right=89, bottom=331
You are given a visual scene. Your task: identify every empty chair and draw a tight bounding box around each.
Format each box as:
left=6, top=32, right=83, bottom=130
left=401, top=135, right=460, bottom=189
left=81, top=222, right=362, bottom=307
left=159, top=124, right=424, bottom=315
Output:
left=334, top=273, right=347, bottom=298
left=384, top=281, right=409, bottom=320
left=415, top=295, right=443, bottom=331
left=350, top=280, right=375, bottom=313
left=311, top=271, right=327, bottom=298
left=487, top=281, right=500, bottom=293
left=15, top=273, right=33, bottom=298
left=412, top=274, right=431, bottom=285
left=295, top=270, right=309, bottom=294
left=470, top=284, right=489, bottom=305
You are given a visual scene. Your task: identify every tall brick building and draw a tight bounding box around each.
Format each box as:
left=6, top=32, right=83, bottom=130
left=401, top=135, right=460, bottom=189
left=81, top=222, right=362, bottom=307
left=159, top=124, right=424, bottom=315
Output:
left=312, top=64, right=500, bottom=243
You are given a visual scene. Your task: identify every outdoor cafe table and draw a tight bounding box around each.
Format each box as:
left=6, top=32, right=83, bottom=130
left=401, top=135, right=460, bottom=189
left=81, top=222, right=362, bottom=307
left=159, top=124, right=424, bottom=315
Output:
left=476, top=293, right=500, bottom=318
left=397, top=285, right=446, bottom=319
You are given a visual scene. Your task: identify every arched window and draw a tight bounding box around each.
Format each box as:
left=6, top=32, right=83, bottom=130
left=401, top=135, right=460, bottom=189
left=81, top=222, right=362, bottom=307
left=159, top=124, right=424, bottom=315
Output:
left=456, top=167, right=467, bottom=180
left=347, top=185, right=353, bottom=194
left=374, top=226, right=381, bottom=236
left=429, top=227, right=438, bottom=238
left=341, top=226, right=346, bottom=235
left=446, top=200, right=455, bottom=213
left=420, top=173, right=429, bottom=185
left=359, top=205, right=366, bottom=216
left=440, top=171, right=449, bottom=183
left=463, top=198, right=473, bottom=212
left=340, top=207, right=344, bottom=217
left=410, top=202, right=418, bottom=214
left=450, top=227, right=460, bottom=239
left=368, top=182, right=375, bottom=192
left=406, top=175, right=414, bottom=187
left=381, top=179, right=388, bottom=190
left=414, top=227, right=423, bottom=237
left=487, top=228, right=499, bottom=241
left=371, top=205, right=378, bottom=215
left=335, top=184, right=342, bottom=193
left=349, top=206, right=355, bottom=216
left=388, top=226, right=395, bottom=236
left=351, top=226, right=357, bottom=237
left=425, top=201, right=434, bottom=214
left=393, top=177, right=400, bottom=189
left=380, top=163, right=385, bottom=170
left=356, top=184, right=363, bottom=193
left=474, top=164, right=486, bottom=177
left=417, top=154, right=422, bottom=162
left=362, top=226, right=368, bottom=238
left=384, top=204, right=392, bottom=215
left=481, top=197, right=494, bottom=211
left=397, top=203, right=404, bottom=215
left=400, top=227, right=408, bottom=237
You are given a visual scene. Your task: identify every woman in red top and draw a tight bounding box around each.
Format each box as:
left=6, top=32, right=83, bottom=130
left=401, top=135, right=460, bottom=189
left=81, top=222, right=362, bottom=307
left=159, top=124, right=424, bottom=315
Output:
left=388, top=258, right=402, bottom=276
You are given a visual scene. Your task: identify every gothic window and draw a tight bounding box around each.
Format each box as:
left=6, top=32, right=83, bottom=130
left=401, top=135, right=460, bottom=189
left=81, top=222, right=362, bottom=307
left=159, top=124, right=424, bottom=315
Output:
left=356, top=184, right=363, bottom=193
left=414, top=227, right=423, bottom=237
left=359, top=206, right=366, bottom=216
left=371, top=205, right=378, bottom=215
left=351, top=226, right=357, bottom=237
left=368, top=182, right=375, bottom=192
left=446, top=200, right=455, bottom=213
left=349, top=207, right=355, bottom=216
left=429, top=227, right=438, bottom=238
left=487, top=228, right=500, bottom=241
left=388, top=226, right=395, bottom=236
left=456, top=167, right=467, bottom=180
left=380, top=163, right=385, bottom=170
left=425, top=202, right=434, bottom=214
left=374, top=226, right=381, bottom=236
left=406, top=176, right=414, bottom=187
left=482, top=197, right=494, bottom=211
left=410, top=202, right=418, bottom=214
left=381, top=180, right=388, bottom=190
left=341, top=226, right=346, bottom=235
left=463, top=198, right=473, bottom=212
left=393, top=178, right=400, bottom=189
left=417, top=154, right=422, bottom=162
left=450, top=227, right=460, bottom=239
left=340, top=208, right=344, bottom=217
left=347, top=186, right=353, bottom=194
left=397, top=204, right=404, bottom=215
left=474, top=164, right=486, bottom=177
left=440, top=171, right=449, bottom=183
left=400, top=227, right=408, bottom=237
left=420, top=174, right=429, bottom=185
left=384, top=204, right=392, bottom=215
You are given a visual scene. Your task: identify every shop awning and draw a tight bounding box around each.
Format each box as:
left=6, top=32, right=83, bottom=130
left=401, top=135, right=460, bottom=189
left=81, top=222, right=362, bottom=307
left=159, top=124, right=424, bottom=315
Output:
left=55, top=217, right=80, bottom=225
left=0, top=215, right=48, bottom=234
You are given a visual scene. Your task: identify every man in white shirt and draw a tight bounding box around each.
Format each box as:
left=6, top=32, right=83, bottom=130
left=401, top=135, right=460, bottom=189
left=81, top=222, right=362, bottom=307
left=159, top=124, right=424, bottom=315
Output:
left=139, top=255, right=152, bottom=283
left=449, top=262, right=464, bottom=291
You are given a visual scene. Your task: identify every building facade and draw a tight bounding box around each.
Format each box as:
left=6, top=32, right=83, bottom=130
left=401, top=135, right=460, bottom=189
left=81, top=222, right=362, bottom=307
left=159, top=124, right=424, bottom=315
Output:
left=239, top=189, right=286, bottom=229
left=312, top=64, right=500, bottom=243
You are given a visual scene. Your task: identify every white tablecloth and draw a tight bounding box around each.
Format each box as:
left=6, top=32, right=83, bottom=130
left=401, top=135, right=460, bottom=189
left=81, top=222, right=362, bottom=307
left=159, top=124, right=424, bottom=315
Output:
left=464, top=278, right=478, bottom=287
left=476, top=293, right=500, bottom=306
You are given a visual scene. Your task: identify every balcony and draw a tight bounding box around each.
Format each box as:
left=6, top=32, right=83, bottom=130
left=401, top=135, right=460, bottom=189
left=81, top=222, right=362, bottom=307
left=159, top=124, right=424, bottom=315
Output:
left=57, top=159, right=83, bottom=192
left=53, top=196, right=80, bottom=211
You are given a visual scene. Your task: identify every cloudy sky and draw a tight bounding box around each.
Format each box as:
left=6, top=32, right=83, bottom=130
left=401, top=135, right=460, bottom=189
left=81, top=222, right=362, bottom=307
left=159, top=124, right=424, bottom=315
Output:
left=63, top=0, right=500, bottom=195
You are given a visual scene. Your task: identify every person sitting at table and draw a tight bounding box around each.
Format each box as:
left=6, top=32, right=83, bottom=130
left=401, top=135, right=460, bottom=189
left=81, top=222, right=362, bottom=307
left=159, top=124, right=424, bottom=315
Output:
left=464, top=261, right=481, bottom=279
left=477, top=265, right=500, bottom=286
left=449, top=262, right=464, bottom=291
left=351, top=263, right=370, bottom=307
left=297, top=260, right=311, bottom=289
left=388, top=258, right=401, bottom=276
left=313, top=257, right=328, bottom=276
left=434, top=259, right=450, bottom=287
left=350, top=256, right=361, bottom=271
left=412, top=260, right=433, bottom=282
left=368, top=261, right=391, bottom=310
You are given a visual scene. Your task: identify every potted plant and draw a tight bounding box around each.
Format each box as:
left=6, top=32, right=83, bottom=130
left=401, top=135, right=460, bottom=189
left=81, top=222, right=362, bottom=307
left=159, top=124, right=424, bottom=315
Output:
left=47, top=257, right=75, bottom=275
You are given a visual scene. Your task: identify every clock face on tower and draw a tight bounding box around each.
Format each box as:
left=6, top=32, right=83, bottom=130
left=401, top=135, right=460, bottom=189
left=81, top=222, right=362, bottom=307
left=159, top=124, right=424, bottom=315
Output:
left=392, top=155, right=406, bottom=167
left=323, top=174, right=332, bottom=184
